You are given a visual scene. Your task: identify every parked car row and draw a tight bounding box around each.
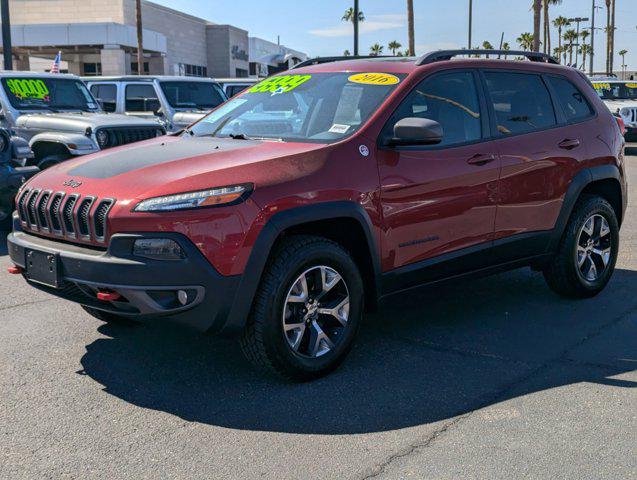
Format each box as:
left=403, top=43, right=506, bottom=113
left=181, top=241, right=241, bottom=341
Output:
left=591, top=79, right=637, bottom=141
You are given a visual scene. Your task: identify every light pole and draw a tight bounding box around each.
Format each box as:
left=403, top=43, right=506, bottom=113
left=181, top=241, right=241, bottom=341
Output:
left=1, top=0, right=12, bottom=70
left=136, top=0, right=143, bottom=75
left=568, top=17, right=589, bottom=68
left=590, top=0, right=596, bottom=75
left=353, top=0, right=359, bottom=56
left=468, top=0, right=473, bottom=50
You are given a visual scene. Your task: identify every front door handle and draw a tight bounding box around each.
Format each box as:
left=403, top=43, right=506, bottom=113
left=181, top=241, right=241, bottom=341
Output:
left=467, top=154, right=497, bottom=166
left=558, top=139, right=581, bottom=150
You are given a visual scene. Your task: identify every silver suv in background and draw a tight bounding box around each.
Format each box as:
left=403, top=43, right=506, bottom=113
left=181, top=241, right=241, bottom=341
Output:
left=215, top=78, right=258, bottom=97
left=592, top=79, right=637, bottom=141
left=84, top=76, right=227, bottom=132
left=0, top=72, right=166, bottom=169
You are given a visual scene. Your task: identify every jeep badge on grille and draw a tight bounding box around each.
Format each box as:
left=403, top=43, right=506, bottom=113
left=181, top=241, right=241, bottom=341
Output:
left=63, top=179, right=82, bottom=188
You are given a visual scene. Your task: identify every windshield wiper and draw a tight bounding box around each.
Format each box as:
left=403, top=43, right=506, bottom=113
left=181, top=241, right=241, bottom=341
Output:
left=229, top=133, right=251, bottom=140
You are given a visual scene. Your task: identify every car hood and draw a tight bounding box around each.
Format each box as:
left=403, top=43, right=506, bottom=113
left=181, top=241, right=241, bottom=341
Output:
left=26, top=135, right=329, bottom=205
left=16, top=112, right=162, bottom=133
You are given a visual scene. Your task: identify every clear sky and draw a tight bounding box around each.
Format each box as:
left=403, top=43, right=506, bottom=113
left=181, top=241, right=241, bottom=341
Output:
left=153, top=0, right=637, bottom=73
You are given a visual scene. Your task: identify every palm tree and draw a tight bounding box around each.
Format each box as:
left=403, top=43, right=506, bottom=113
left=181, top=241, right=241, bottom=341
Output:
left=532, top=0, right=542, bottom=52
left=370, top=43, right=384, bottom=56
left=517, top=32, right=535, bottom=51
left=502, top=42, right=511, bottom=59
left=388, top=41, right=403, bottom=56
left=553, top=46, right=563, bottom=63
left=482, top=41, right=494, bottom=58
left=543, top=0, right=562, bottom=54
left=563, top=29, right=578, bottom=66
left=553, top=16, right=570, bottom=60
left=619, top=49, right=628, bottom=78
left=580, top=44, right=592, bottom=70
left=342, top=7, right=365, bottom=23
left=610, top=0, right=616, bottom=74
left=343, top=49, right=351, bottom=57
left=407, top=0, right=415, bottom=56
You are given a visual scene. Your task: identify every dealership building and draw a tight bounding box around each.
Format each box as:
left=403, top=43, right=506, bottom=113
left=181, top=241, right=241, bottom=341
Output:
left=0, top=0, right=307, bottom=78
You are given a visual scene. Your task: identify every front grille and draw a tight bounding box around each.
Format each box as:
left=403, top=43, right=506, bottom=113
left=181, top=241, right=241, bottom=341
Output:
left=98, top=126, right=163, bottom=149
left=17, top=189, right=115, bottom=244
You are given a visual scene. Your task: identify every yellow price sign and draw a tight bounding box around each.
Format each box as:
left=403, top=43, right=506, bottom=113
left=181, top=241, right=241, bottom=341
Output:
left=348, top=73, right=400, bottom=86
left=248, top=75, right=312, bottom=95
left=5, top=78, right=50, bottom=100
left=593, top=82, right=611, bottom=90
left=626, top=83, right=637, bottom=89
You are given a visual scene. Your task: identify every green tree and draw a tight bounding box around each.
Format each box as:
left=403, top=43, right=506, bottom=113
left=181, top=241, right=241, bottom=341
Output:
left=342, top=7, right=365, bottom=23
left=619, top=49, right=628, bottom=78
left=343, top=49, right=351, bottom=56
left=502, top=42, right=511, bottom=59
left=543, top=0, right=562, bottom=54
left=517, top=32, right=535, bottom=51
left=580, top=44, right=592, bottom=70
left=532, top=0, right=542, bottom=52
left=407, top=0, right=415, bottom=56
left=552, top=16, right=570, bottom=63
left=388, top=40, right=403, bottom=56
left=370, top=43, right=384, bottom=56
left=563, top=29, right=578, bottom=66
left=482, top=41, right=494, bottom=58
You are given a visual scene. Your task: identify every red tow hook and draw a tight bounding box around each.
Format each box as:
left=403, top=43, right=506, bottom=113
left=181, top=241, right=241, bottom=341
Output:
left=97, top=291, right=122, bottom=302
left=8, top=266, right=24, bottom=275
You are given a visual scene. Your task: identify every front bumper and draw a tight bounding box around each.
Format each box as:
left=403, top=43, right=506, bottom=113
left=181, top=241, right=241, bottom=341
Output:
left=7, top=230, right=241, bottom=333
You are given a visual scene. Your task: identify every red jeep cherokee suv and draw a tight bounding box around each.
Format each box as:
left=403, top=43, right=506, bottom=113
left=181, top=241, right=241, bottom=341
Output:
left=7, top=51, right=627, bottom=380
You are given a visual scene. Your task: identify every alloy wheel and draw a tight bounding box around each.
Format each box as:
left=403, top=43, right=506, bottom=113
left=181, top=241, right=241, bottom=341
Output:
left=576, top=214, right=612, bottom=283
left=282, top=266, right=350, bottom=358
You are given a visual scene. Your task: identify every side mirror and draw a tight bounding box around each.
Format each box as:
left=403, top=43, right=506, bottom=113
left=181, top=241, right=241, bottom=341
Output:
left=390, top=117, right=443, bottom=146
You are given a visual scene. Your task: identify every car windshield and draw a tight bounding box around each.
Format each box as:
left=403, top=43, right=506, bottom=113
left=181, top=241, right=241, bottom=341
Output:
left=186, top=72, right=404, bottom=143
left=160, top=81, right=226, bottom=110
left=593, top=82, right=637, bottom=100
left=1, top=77, right=100, bottom=111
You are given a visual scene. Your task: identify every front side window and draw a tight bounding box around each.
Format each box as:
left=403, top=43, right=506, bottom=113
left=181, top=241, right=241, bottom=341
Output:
left=90, top=84, right=117, bottom=112
left=484, top=72, right=556, bottom=135
left=125, top=84, right=159, bottom=112
left=188, top=72, right=404, bottom=143
left=382, top=71, right=482, bottom=147
left=159, top=81, right=225, bottom=111
left=548, top=76, right=594, bottom=122
left=1, top=77, right=100, bottom=111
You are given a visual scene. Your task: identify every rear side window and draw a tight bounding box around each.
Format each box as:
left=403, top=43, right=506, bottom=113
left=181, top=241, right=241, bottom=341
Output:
left=383, top=71, right=482, bottom=147
left=547, top=76, right=595, bottom=122
left=90, top=84, right=116, bottom=112
left=125, top=84, right=159, bottom=112
left=484, top=72, right=556, bottom=135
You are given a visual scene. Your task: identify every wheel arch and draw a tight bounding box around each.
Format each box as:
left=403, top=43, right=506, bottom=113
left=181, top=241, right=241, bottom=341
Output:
left=218, top=201, right=381, bottom=336
left=549, top=165, right=625, bottom=252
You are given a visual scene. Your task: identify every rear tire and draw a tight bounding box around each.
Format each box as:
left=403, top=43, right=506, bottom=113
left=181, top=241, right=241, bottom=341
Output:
left=240, top=235, right=364, bottom=382
left=543, top=195, right=619, bottom=298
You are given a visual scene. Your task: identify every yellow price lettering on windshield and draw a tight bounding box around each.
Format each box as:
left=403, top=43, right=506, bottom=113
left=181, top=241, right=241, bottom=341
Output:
left=348, top=73, right=400, bottom=86
left=626, top=83, right=637, bottom=89
left=5, top=78, right=50, bottom=100
left=248, top=75, right=311, bottom=94
left=593, top=82, right=611, bottom=90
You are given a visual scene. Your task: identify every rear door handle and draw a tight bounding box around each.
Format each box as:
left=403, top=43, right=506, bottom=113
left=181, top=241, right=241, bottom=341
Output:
left=467, top=154, right=497, bottom=166
left=558, top=139, right=581, bottom=150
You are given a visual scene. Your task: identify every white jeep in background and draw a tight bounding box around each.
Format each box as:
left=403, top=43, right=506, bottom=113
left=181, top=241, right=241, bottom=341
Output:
left=591, top=79, right=637, bottom=141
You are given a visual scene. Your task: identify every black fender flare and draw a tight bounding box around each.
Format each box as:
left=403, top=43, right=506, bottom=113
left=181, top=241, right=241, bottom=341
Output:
left=216, top=201, right=381, bottom=336
left=548, top=164, right=624, bottom=252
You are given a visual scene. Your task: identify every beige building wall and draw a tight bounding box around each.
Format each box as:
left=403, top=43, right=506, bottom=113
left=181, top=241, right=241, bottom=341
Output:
left=5, top=0, right=126, bottom=24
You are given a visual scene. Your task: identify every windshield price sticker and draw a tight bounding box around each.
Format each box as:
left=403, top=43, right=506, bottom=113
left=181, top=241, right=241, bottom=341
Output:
left=626, top=83, right=637, bottom=89
left=248, top=75, right=312, bottom=95
left=348, top=73, right=400, bottom=86
left=6, top=78, right=50, bottom=101
left=593, top=82, right=611, bottom=90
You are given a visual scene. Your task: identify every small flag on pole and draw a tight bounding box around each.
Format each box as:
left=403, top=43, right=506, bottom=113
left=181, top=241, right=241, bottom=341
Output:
left=50, top=51, right=62, bottom=74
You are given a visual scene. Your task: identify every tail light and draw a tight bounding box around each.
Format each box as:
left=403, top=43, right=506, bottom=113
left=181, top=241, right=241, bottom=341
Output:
left=615, top=116, right=627, bottom=136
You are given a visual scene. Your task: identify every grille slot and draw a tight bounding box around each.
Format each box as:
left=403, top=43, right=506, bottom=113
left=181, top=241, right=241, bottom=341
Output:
left=62, top=196, right=78, bottom=235
left=17, top=189, right=31, bottom=223
left=94, top=200, right=113, bottom=240
left=49, top=194, right=64, bottom=232
left=37, top=192, right=51, bottom=230
left=26, top=190, right=40, bottom=227
left=77, top=198, right=94, bottom=237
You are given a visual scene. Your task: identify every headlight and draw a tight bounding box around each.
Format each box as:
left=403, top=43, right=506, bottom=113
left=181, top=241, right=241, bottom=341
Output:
left=133, top=238, right=185, bottom=261
left=133, top=184, right=252, bottom=212
left=96, top=130, right=110, bottom=148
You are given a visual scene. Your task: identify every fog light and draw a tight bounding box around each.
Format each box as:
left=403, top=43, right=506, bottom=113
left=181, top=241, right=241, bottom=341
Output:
left=132, top=238, right=186, bottom=261
left=177, top=290, right=188, bottom=306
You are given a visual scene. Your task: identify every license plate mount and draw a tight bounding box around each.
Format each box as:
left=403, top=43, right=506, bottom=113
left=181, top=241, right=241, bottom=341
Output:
left=25, top=250, right=60, bottom=288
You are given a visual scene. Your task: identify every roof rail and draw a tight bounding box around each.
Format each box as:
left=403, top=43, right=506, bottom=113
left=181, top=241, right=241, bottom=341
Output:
left=292, top=56, right=394, bottom=69
left=416, top=49, right=559, bottom=66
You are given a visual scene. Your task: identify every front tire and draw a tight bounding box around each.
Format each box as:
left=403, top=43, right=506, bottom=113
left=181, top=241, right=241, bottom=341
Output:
left=240, top=235, right=364, bottom=382
left=543, top=195, right=619, bottom=298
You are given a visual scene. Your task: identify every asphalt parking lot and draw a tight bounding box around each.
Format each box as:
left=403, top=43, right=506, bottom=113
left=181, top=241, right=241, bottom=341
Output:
left=1, top=151, right=636, bottom=480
